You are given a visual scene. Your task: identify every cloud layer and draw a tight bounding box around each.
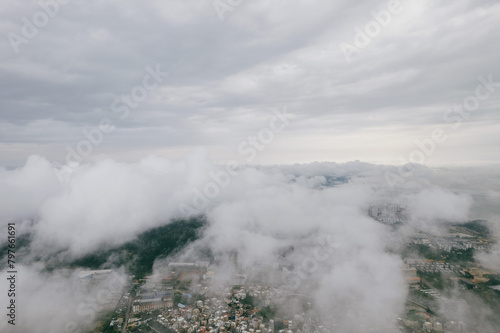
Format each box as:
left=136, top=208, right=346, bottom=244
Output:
left=1, top=0, right=500, bottom=166
left=2, top=153, right=498, bottom=332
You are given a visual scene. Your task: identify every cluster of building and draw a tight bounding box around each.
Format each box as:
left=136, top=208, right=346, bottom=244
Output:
left=368, top=203, right=408, bottom=225
left=402, top=265, right=421, bottom=288
left=398, top=318, right=444, bottom=332
left=405, top=258, right=461, bottom=274
left=132, top=291, right=174, bottom=313
left=401, top=247, right=490, bottom=331
left=131, top=285, right=282, bottom=333
left=127, top=262, right=328, bottom=333
left=118, top=255, right=496, bottom=333
left=78, top=269, right=114, bottom=280
left=117, top=214, right=497, bottom=333
left=76, top=269, right=128, bottom=331
left=77, top=270, right=124, bottom=309
left=400, top=318, right=469, bottom=333
left=410, top=233, right=489, bottom=253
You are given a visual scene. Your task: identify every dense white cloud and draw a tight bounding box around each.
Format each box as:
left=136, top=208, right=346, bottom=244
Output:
left=0, top=264, right=127, bottom=333
left=406, top=187, right=472, bottom=222
left=0, top=155, right=61, bottom=222
left=1, top=154, right=498, bottom=259
left=2, top=154, right=499, bottom=331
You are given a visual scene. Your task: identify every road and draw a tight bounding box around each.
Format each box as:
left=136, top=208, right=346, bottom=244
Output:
left=407, top=293, right=439, bottom=314
left=122, top=295, right=132, bottom=333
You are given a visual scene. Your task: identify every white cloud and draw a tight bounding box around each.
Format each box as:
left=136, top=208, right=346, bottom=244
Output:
left=406, top=186, right=472, bottom=222
left=2, top=153, right=500, bottom=331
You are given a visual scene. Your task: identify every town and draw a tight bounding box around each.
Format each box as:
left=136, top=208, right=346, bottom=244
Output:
left=78, top=205, right=500, bottom=333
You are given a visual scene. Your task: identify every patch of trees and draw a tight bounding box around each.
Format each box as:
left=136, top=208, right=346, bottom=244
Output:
left=257, top=305, right=276, bottom=322
left=454, top=220, right=489, bottom=237
left=404, top=244, right=474, bottom=264
left=483, top=274, right=500, bottom=286
left=240, top=293, right=255, bottom=307
left=69, top=217, right=206, bottom=278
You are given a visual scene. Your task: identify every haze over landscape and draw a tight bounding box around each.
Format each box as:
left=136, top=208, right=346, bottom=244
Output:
left=1, top=1, right=500, bottom=333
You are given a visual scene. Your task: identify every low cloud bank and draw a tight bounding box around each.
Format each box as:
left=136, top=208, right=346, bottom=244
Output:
left=1, top=154, right=499, bottom=332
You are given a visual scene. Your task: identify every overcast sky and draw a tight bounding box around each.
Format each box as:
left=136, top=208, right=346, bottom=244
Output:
left=1, top=0, right=500, bottom=167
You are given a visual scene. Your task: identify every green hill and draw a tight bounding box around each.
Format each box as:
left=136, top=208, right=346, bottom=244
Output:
left=70, top=217, right=206, bottom=278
